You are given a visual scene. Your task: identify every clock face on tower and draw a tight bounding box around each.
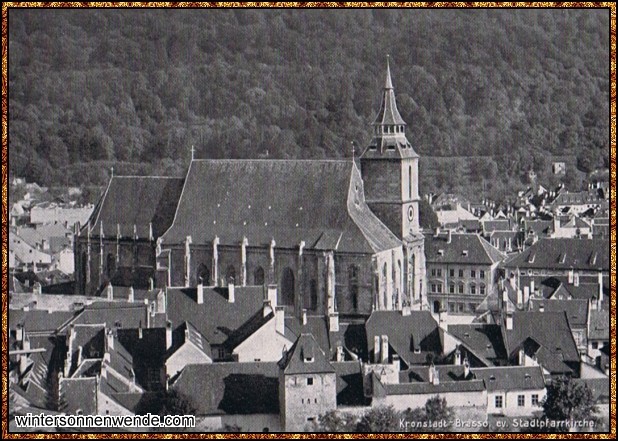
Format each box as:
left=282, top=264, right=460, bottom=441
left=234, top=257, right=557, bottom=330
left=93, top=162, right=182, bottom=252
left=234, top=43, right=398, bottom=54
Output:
left=407, top=205, right=415, bottom=222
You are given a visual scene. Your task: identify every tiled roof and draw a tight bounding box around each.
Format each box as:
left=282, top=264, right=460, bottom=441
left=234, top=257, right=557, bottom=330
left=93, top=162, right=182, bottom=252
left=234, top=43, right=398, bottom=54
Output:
left=482, top=219, right=515, bottom=233
left=425, top=233, right=505, bottom=265
left=61, top=303, right=149, bottom=333
left=503, top=311, right=580, bottom=375
left=167, top=321, right=212, bottom=359
left=503, top=238, right=609, bottom=271
left=365, top=310, right=442, bottom=366
left=332, top=361, right=368, bottom=406
left=448, top=324, right=507, bottom=362
left=529, top=299, right=588, bottom=328
left=9, top=310, right=77, bottom=333
left=60, top=378, right=98, bottom=415
left=380, top=378, right=486, bottom=395
left=279, top=333, right=335, bottom=375
left=399, top=365, right=474, bottom=383
left=86, top=176, right=184, bottom=238
left=166, top=286, right=264, bottom=346
left=470, top=366, right=545, bottom=392
left=161, top=160, right=400, bottom=253
left=524, top=220, right=553, bottom=237
left=588, top=310, right=609, bottom=340
left=172, top=362, right=280, bottom=416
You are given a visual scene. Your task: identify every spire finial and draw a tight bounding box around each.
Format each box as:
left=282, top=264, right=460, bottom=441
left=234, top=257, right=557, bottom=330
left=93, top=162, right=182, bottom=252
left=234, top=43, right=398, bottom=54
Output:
left=190, top=145, right=195, bottom=161
left=110, top=166, right=114, bottom=178
left=351, top=141, right=355, bottom=161
left=385, top=54, right=393, bottom=90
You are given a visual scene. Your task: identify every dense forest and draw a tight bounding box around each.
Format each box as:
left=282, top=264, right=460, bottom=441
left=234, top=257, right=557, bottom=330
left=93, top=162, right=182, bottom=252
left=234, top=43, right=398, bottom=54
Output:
left=8, top=8, right=610, bottom=202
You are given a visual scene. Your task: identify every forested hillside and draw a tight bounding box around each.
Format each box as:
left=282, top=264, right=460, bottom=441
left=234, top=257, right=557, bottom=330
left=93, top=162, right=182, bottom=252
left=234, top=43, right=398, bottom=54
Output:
left=8, top=8, right=610, bottom=201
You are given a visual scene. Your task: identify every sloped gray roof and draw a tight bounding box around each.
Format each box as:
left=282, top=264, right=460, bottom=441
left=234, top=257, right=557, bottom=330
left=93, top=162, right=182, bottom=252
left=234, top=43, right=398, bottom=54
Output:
left=161, top=160, right=400, bottom=253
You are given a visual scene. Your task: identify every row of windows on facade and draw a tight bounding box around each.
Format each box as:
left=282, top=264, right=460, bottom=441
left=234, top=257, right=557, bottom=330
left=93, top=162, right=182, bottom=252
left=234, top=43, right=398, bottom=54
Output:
left=430, top=268, right=487, bottom=279
left=430, top=283, right=487, bottom=295
left=495, top=394, right=540, bottom=408
left=373, top=125, right=405, bottom=135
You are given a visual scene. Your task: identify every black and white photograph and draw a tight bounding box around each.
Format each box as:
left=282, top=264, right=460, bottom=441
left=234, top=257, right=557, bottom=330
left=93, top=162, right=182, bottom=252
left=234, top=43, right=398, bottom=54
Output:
left=4, top=4, right=613, bottom=435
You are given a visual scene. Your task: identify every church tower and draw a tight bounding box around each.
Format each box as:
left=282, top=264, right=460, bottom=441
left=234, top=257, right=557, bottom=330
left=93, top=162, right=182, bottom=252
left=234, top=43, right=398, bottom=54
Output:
left=360, top=57, right=426, bottom=308
left=360, top=56, right=420, bottom=240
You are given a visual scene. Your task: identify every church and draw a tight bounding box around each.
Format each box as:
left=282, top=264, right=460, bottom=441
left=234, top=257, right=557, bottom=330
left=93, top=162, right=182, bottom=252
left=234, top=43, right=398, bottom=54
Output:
left=74, top=60, right=427, bottom=319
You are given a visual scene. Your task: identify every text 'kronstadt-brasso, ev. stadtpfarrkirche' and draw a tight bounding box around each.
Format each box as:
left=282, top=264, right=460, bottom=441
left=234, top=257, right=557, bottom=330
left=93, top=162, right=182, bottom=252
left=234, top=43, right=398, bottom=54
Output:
left=9, top=48, right=610, bottom=432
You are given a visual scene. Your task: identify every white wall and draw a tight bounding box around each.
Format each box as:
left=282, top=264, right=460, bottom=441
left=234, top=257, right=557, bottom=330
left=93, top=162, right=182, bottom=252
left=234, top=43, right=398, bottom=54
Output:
left=233, top=317, right=294, bottom=363
left=166, top=343, right=212, bottom=379
left=486, top=389, right=546, bottom=416
left=376, top=390, right=487, bottom=412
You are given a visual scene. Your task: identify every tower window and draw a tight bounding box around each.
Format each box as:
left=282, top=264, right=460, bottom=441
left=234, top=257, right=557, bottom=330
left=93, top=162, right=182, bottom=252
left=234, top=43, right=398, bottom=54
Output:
left=307, top=377, right=313, bottom=385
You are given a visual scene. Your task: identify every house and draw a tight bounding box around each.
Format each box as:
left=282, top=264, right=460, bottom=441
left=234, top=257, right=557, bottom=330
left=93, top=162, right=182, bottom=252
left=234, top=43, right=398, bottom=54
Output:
left=500, top=310, right=580, bottom=377
left=529, top=299, right=589, bottom=357
left=165, top=321, right=213, bottom=379
left=425, top=231, right=505, bottom=314
left=471, top=366, right=546, bottom=416
left=447, top=324, right=508, bottom=367
left=587, top=309, right=609, bottom=367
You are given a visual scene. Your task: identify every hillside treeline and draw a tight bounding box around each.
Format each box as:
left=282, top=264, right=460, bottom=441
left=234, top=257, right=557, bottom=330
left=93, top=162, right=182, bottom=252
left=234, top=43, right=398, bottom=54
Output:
left=8, top=9, right=609, bottom=201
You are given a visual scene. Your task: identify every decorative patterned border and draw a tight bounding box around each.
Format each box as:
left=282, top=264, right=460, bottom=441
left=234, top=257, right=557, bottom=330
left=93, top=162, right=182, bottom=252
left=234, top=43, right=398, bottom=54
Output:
left=1, top=2, right=615, bottom=439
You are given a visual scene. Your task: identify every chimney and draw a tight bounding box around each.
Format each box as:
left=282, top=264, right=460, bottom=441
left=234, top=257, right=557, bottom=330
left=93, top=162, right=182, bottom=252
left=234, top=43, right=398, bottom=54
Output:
left=42, top=239, right=49, bottom=250
left=463, top=357, right=470, bottom=378
left=267, top=284, right=277, bottom=308
left=598, top=271, right=604, bottom=306
left=336, top=345, right=345, bottom=362
left=430, top=364, right=439, bottom=385
left=381, top=335, right=389, bottom=364
left=100, top=362, right=108, bottom=379
left=505, top=311, right=514, bottom=330
left=454, top=347, right=462, bottom=366
left=16, top=324, right=24, bottom=342
left=197, top=282, right=204, bottom=304
left=438, top=308, right=448, bottom=329
left=149, top=277, right=154, bottom=291
left=184, top=325, right=190, bottom=342
left=434, top=226, right=441, bottom=237
left=523, top=286, right=529, bottom=305
left=128, top=286, right=134, bottom=303
left=228, top=281, right=235, bottom=303
left=274, top=306, right=285, bottom=335
left=374, top=335, right=381, bottom=363
left=33, top=282, right=42, bottom=296
left=538, top=302, right=545, bottom=312
left=106, top=282, right=113, bottom=301
left=573, top=272, right=579, bottom=287
left=302, top=309, right=307, bottom=326
left=329, top=312, right=339, bottom=333
left=530, top=280, right=535, bottom=296
left=568, top=269, right=574, bottom=284
left=447, top=230, right=452, bottom=244
left=516, top=289, right=522, bottom=308
left=138, top=321, right=143, bottom=340
left=518, top=348, right=526, bottom=366
left=106, top=329, right=114, bottom=350
left=19, top=337, right=31, bottom=375
left=401, top=303, right=411, bottom=316
left=166, top=321, right=173, bottom=350
left=263, top=299, right=273, bottom=317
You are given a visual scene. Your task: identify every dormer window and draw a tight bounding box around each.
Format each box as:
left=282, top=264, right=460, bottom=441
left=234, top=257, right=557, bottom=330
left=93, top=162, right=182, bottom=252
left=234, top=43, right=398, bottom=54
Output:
left=305, top=357, right=314, bottom=363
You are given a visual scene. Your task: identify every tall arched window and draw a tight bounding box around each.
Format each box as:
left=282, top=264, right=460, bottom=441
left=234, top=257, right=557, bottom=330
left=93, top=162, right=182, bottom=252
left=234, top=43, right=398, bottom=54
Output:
left=198, top=264, right=210, bottom=286
left=409, top=165, right=413, bottom=199
left=310, top=280, right=318, bottom=311
left=254, top=266, right=265, bottom=285
left=106, top=253, right=115, bottom=278
left=382, top=263, right=388, bottom=309
left=280, top=267, right=295, bottom=306
left=225, top=265, right=236, bottom=286
left=349, top=265, right=360, bottom=311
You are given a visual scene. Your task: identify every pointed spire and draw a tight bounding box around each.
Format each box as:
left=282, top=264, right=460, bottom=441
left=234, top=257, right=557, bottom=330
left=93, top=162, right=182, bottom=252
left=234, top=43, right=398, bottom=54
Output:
left=385, top=54, right=393, bottom=90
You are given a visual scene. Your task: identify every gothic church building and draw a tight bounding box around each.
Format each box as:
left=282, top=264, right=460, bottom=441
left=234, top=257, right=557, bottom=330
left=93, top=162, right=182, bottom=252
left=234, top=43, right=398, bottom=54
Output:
left=74, top=61, right=426, bottom=318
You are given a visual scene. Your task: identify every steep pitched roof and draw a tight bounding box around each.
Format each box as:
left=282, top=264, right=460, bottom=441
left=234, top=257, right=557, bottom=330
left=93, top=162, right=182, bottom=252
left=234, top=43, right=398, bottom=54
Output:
left=9, top=310, right=77, bottom=334
left=588, top=310, right=609, bottom=340
left=503, top=311, right=580, bottom=375
left=448, top=324, right=507, bottom=362
left=86, top=176, right=184, bottom=238
left=529, top=299, right=589, bottom=328
left=60, top=378, right=98, bottom=415
left=60, top=303, right=149, bottom=333
left=167, top=321, right=212, bottom=359
left=471, top=366, right=545, bottom=392
left=162, top=160, right=400, bottom=253
left=172, top=362, right=280, bottom=416
left=166, top=286, right=264, bottom=346
left=425, top=233, right=505, bottom=265
left=279, top=333, right=335, bottom=375
left=503, top=238, right=609, bottom=271
left=365, top=310, right=442, bottom=366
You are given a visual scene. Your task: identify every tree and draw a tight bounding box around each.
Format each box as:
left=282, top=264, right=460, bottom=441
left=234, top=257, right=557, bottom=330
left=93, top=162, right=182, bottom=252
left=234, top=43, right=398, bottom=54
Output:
left=310, top=410, right=358, bottom=432
left=419, top=199, right=439, bottom=230
left=542, top=377, right=597, bottom=422
left=356, top=405, right=399, bottom=433
left=423, top=396, right=453, bottom=423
